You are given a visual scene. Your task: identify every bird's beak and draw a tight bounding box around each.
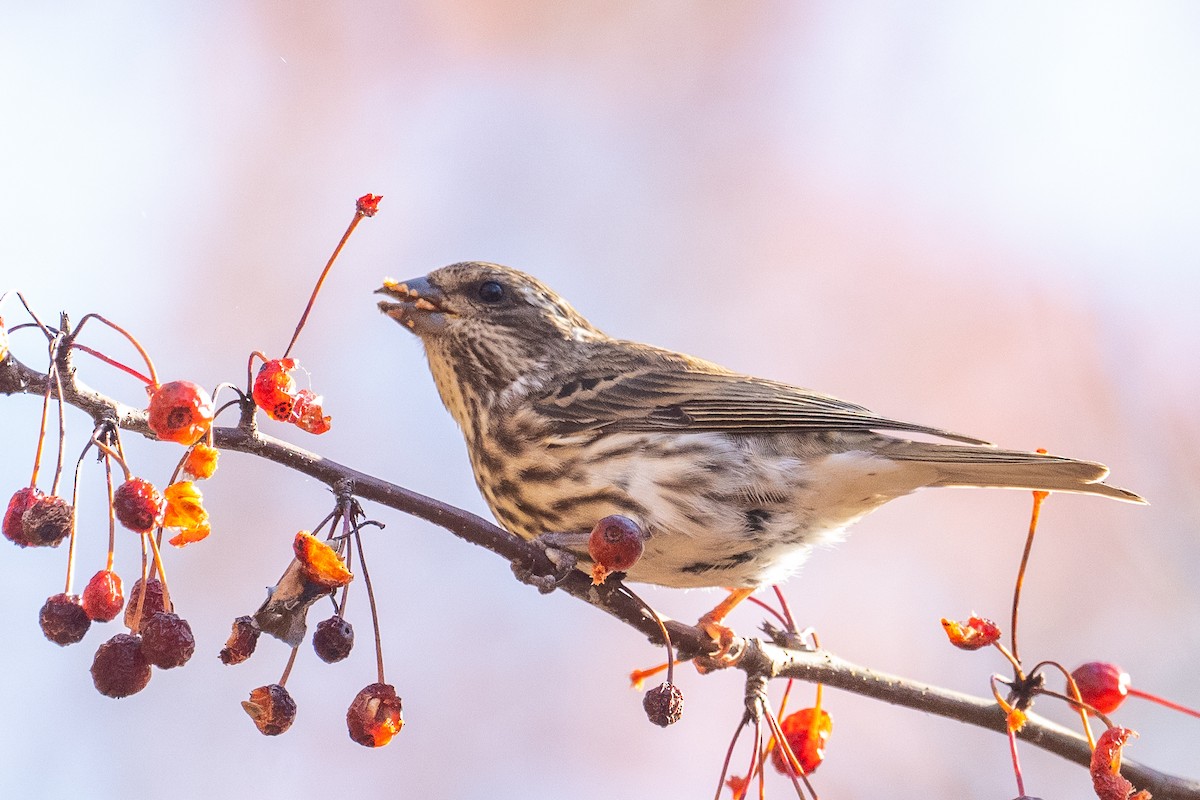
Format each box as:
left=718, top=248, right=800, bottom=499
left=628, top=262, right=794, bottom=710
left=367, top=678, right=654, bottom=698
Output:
left=376, top=275, right=452, bottom=336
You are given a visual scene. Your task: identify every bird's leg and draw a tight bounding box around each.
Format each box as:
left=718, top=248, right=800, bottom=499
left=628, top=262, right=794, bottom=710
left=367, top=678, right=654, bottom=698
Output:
left=693, top=587, right=756, bottom=673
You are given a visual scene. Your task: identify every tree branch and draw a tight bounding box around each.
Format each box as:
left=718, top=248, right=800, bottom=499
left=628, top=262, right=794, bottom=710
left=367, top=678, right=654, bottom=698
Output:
left=2, top=347, right=1196, bottom=798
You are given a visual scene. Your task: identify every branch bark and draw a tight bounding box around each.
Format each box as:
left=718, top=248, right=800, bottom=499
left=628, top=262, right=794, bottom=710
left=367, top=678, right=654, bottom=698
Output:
left=2, top=347, right=1196, bottom=799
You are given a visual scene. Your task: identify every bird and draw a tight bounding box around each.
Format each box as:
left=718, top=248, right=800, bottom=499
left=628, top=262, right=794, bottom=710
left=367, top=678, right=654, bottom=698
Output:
left=376, top=262, right=1143, bottom=616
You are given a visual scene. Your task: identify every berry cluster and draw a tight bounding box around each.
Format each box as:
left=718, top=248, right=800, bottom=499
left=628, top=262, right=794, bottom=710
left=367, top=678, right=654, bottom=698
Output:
left=220, top=500, right=403, bottom=747
left=1, top=195, right=388, bottom=744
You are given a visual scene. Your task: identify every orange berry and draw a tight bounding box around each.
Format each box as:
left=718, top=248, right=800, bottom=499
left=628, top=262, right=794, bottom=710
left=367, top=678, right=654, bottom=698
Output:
left=182, top=442, right=219, bottom=480
left=940, top=615, right=1001, bottom=651
left=252, top=359, right=298, bottom=421
left=146, top=380, right=214, bottom=445
left=293, top=531, right=353, bottom=589
left=771, top=706, right=833, bottom=775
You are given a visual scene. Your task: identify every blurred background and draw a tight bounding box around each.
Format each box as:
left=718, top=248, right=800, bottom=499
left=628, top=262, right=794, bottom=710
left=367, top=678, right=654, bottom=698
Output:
left=2, top=2, right=1198, bottom=798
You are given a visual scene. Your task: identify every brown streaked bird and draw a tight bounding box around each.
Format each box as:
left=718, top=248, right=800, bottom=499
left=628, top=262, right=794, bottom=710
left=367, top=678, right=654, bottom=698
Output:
left=377, top=262, right=1143, bottom=614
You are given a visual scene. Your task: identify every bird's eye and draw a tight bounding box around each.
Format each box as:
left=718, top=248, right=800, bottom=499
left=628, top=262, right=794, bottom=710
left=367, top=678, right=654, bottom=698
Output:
left=476, top=280, right=505, bottom=304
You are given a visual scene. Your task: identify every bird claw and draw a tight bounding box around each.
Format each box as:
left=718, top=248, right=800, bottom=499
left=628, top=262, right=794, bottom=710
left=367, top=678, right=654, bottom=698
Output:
left=692, top=617, right=747, bottom=674
left=511, top=538, right=581, bottom=594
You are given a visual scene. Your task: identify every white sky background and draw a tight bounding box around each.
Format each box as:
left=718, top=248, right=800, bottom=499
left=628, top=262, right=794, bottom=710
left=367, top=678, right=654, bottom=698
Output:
left=1, top=3, right=1198, bottom=798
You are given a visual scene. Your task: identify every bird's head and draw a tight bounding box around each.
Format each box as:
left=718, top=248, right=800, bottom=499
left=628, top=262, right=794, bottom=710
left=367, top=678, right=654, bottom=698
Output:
left=376, top=262, right=605, bottom=400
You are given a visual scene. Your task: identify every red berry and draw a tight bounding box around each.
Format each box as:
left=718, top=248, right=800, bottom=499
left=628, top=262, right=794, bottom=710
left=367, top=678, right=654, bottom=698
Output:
left=146, top=380, right=214, bottom=445
left=312, top=615, right=354, bottom=663
left=39, top=593, right=91, bottom=645
left=252, top=359, right=298, bottom=421
left=588, top=514, right=645, bottom=584
left=219, top=615, right=261, bottom=665
left=113, top=478, right=166, bottom=534
left=346, top=683, right=403, bottom=747
left=242, top=684, right=297, bottom=736
left=123, top=577, right=167, bottom=633
left=771, top=706, right=833, bottom=775
left=1071, top=662, right=1130, bottom=714
left=82, top=570, right=125, bottom=622
left=91, top=633, right=152, bottom=698
left=140, top=612, right=195, bottom=669
left=19, top=494, right=74, bottom=548
left=4, top=487, right=43, bottom=547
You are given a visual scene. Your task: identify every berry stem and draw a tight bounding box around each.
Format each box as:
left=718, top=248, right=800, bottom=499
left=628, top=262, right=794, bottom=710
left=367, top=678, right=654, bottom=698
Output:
left=91, top=439, right=133, bottom=482
left=1029, top=660, right=1097, bottom=749
left=63, top=440, right=90, bottom=594
left=103, top=453, right=116, bottom=572
left=29, top=358, right=56, bottom=488
left=712, top=718, right=746, bottom=800
left=48, top=361, right=68, bottom=496
left=351, top=513, right=387, bottom=684
left=772, top=585, right=798, bottom=632
left=67, top=342, right=153, bottom=385
left=1010, top=487, right=1048, bottom=666
left=280, top=204, right=370, bottom=360
left=745, top=594, right=792, bottom=630
left=144, top=529, right=173, bottom=612
left=278, top=645, right=299, bottom=687
left=1127, top=686, right=1200, bottom=718
left=72, top=313, right=159, bottom=387
left=762, top=703, right=816, bottom=798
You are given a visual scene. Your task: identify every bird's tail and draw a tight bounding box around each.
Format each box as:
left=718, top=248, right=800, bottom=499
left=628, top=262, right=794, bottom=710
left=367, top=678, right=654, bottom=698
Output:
left=887, top=442, right=1146, bottom=503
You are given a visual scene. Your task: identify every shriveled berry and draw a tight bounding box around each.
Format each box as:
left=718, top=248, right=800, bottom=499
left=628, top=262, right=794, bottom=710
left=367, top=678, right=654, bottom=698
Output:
left=82, top=569, right=124, bottom=622
left=346, top=682, right=403, bottom=747
left=123, top=577, right=167, bottom=632
left=643, top=681, right=684, bottom=727
left=146, top=380, right=214, bottom=445
left=39, top=593, right=91, bottom=645
left=242, top=684, right=297, bottom=736
left=588, top=514, right=645, bottom=584
left=91, top=633, right=152, bottom=698
left=252, top=359, right=298, bottom=421
left=290, top=388, right=331, bottom=434
left=113, top=478, right=166, bottom=534
left=140, top=612, right=195, bottom=669
left=312, top=615, right=354, bottom=663
left=1072, top=662, right=1130, bottom=714
left=770, top=706, right=833, bottom=775
left=20, top=494, right=74, bottom=548
left=219, top=615, right=261, bottom=665
left=182, top=442, right=219, bottom=480
left=4, top=487, right=43, bottom=547
left=941, top=615, right=1002, bottom=651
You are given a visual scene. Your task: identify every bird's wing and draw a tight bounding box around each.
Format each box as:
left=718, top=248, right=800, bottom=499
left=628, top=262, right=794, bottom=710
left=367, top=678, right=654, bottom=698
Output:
left=529, top=347, right=991, bottom=445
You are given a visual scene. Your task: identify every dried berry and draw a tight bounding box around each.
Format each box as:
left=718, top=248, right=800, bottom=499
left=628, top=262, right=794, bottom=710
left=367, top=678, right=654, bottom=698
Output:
left=113, top=478, right=166, bottom=534
left=123, top=577, right=167, bottom=632
left=219, top=616, right=261, bottom=665
left=312, top=615, right=354, bottom=663
left=252, top=359, right=299, bottom=421
left=940, top=615, right=1001, bottom=651
left=1072, top=662, right=1130, bottom=715
left=4, top=487, right=43, bottom=547
left=242, top=684, right=297, bottom=736
left=643, top=681, right=683, bottom=727
left=346, top=683, right=403, bottom=747
left=182, top=442, right=219, bottom=480
left=290, top=388, right=331, bottom=434
left=146, top=380, right=214, bottom=445
left=163, top=481, right=210, bottom=546
left=293, top=531, right=352, bottom=588
left=356, top=193, right=382, bottom=217
left=1091, top=726, right=1150, bottom=800
left=770, top=706, right=833, bottom=775
left=140, top=612, right=195, bottom=669
left=588, top=514, right=645, bottom=585
left=39, top=593, right=91, bottom=645
left=91, top=633, right=152, bottom=698
left=20, top=494, right=73, bottom=547
left=82, top=569, right=124, bottom=622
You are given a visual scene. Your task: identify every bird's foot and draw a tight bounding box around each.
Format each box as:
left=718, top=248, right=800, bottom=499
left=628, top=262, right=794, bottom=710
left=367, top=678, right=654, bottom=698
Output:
left=511, top=533, right=585, bottom=594
left=692, top=613, right=748, bottom=674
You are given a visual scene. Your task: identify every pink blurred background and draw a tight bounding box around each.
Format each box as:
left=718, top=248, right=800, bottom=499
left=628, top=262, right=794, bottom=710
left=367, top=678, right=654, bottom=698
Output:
left=2, top=4, right=1197, bottom=798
